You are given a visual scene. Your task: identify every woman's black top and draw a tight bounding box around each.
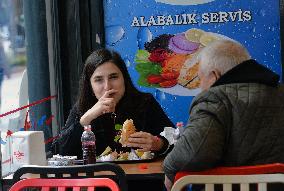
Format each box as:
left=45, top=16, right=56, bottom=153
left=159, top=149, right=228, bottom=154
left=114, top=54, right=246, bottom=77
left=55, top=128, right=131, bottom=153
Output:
left=56, top=93, right=174, bottom=159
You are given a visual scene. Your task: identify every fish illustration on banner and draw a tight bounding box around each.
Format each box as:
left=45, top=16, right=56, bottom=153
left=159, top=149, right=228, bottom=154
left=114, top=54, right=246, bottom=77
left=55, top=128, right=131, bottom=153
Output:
left=104, top=0, right=281, bottom=124
left=134, top=27, right=235, bottom=96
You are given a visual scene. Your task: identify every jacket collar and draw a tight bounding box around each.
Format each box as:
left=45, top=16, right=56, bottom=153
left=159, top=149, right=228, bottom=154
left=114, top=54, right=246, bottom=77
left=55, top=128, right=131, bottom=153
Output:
left=212, top=59, right=280, bottom=87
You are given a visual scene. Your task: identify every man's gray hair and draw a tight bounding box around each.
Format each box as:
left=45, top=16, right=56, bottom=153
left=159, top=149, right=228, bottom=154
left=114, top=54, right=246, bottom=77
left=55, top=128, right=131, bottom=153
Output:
left=197, top=39, right=251, bottom=76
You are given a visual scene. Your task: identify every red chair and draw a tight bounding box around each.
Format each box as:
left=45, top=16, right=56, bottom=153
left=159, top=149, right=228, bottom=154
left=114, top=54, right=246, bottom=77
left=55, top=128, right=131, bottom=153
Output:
left=9, top=178, right=120, bottom=191
left=174, top=163, right=284, bottom=182
left=12, top=163, right=127, bottom=191
left=172, top=163, right=284, bottom=191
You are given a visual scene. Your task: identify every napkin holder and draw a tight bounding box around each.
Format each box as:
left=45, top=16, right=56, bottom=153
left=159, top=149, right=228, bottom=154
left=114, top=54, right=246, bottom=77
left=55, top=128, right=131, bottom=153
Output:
left=11, top=131, right=46, bottom=172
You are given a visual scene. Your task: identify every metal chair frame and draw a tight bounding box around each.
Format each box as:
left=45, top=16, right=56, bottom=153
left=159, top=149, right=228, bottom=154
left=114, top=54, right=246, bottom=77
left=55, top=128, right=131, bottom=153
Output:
left=9, top=178, right=120, bottom=191
left=171, top=174, right=284, bottom=191
left=172, top=163, right=284, bottom=191
left=12, top=163, right=127, bottom=191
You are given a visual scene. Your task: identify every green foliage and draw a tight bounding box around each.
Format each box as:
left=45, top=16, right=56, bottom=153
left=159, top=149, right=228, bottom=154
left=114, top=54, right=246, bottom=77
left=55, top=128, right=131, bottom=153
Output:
left=135, top=49, right=150, bottom=63
left=114, top=135, right=120, bottom=143
left=137, top=75, right=159, bottom=87
left=115, top=124, right=122, bottom=130
left=135, top=50, right=163, bottom=88
left=114, top=124, right=122, bottom=142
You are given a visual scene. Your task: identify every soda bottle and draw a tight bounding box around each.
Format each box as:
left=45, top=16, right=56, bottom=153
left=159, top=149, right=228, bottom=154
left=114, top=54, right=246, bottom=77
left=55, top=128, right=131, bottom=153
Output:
left=81, top=125, right=96, bottom=164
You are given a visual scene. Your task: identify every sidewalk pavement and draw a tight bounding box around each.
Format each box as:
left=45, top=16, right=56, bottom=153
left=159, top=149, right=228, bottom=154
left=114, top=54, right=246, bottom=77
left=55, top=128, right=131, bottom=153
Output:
left=0, top=66, right=25, bottom=132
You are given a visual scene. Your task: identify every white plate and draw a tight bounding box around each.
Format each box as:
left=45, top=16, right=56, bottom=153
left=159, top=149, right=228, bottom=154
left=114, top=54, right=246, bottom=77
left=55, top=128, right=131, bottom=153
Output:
left=146, top=31, right=233, bottom=97
left=155, top=0, right=215, bottom=5
left=158, top=85, right=201, bottom=96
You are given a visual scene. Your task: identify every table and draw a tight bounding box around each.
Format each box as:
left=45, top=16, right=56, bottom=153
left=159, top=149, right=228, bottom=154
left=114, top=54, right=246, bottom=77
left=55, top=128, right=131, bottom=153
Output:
left=1, top=158, right=165, bottom=190
left=116, top=158, right=164, bottom=180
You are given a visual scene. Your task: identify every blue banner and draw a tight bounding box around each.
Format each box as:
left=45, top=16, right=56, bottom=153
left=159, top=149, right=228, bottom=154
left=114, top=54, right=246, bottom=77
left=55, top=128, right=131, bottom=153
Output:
left=104, top=0, right=281, bottom=125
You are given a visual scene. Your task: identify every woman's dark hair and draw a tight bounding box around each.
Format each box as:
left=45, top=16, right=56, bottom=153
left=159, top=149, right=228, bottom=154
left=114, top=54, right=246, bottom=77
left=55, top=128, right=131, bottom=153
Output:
left=78, top=49, right=140, bottom=114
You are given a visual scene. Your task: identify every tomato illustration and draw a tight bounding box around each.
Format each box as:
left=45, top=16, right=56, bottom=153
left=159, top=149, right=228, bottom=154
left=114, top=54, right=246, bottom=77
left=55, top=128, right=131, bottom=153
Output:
left=147, top=75, right=164, bottom=84
left=161, top=72, right=179, bottom=80
left=159, top=79, right=177, bottom=88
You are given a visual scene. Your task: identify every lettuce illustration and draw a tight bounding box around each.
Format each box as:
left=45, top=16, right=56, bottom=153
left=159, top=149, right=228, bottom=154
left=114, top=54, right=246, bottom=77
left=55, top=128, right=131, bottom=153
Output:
left=135, top=50, right=150, bottom=63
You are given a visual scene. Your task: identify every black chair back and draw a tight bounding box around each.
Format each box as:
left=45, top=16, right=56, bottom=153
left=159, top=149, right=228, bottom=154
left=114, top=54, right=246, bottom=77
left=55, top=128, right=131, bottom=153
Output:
left=12, top=163, right=127, bottom=191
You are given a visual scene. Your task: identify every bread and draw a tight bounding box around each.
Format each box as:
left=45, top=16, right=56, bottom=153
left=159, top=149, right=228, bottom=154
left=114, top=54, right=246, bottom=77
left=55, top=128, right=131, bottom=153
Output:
left=119, top=119, right=136, bottom=146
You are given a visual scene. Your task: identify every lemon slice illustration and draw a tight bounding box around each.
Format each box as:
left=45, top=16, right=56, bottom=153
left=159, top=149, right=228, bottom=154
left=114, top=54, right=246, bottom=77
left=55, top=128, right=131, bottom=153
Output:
left=185, top=28, right=205, bottom=43
left=200, top=33, right=219, bottom=46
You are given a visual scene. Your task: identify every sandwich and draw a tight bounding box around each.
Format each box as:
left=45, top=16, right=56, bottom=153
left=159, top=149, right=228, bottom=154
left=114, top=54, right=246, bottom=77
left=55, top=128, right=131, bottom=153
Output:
left=119, top=119, right=136, bottom=146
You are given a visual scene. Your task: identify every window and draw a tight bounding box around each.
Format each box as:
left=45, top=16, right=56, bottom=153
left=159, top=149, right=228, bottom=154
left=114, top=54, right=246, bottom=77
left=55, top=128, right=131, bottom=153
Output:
left=1, top=0, right=57, bottom=177
left=1, top=0, right=27, bottom=177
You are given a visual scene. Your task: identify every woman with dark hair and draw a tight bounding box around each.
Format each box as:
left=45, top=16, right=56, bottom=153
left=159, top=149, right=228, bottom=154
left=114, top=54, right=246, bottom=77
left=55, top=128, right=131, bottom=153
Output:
left=57, top=48, right=174, bottom=159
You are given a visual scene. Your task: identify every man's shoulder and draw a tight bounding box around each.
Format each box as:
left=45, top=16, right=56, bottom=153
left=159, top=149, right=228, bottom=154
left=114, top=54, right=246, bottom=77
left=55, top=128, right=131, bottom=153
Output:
left=211, top=82, right=284, bottom=90
left=194, top=85, right=229, bottom=101
left=201, top=82, right=284, bottom=103
left=208, top=83, right=267, bottom=95
left=192, top=83, right=246, bottom=105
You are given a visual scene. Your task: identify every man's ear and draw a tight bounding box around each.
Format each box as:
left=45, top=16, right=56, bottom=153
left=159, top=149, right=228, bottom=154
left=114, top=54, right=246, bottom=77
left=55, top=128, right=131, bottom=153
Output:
left=212, top=70, right=221, bottom=81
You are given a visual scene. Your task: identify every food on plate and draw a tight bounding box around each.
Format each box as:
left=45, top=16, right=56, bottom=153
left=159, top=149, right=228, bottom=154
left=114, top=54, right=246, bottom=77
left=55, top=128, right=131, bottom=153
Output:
left=135, top=150, right=144, bottom=158
left=128, top=150, right=140, bottom=160
left=149, top=48, right=171, bottom=65
left=100, top=146, right=112, bottom=156
left=117, top=152, right=129, bottom=161
left=178, top=52, right=200, bottom=89
left=99, top=151, right=118, bottom=162
left=169, top=33, right=200, bottom=54
left=47, top=155, right=77, bottom=166
left=200, top=33, right=219, bottom=46
left=185, top=28, right=205, bottom=43
left=162, top=54, right=189, bottom=74
left=119, top=119, right=136, bottom=146
left=135, top=28, right=225, bottom=90
left=141, top=151, right=153, bottom=160
left=144, top=34, right=173, bottom=53
left=97, top=147, right=154, bottom=162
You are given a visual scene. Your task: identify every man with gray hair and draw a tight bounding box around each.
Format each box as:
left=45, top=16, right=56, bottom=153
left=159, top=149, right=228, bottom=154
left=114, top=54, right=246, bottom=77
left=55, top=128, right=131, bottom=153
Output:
left=163, top=39, right=284, bottom=190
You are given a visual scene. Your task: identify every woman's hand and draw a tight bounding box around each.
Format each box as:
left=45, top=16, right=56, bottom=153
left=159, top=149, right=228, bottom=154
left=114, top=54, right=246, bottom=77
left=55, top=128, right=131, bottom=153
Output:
left=127, top=131, right=164, bottom=152
left=80, top=89, right=117, bottom=126
left=94, top=89, right=117, bottom=114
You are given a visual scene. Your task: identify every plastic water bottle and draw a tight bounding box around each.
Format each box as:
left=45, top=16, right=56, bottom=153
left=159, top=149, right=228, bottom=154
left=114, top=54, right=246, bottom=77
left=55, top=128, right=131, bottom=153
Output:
left=81, top=125, right=96, bottom=164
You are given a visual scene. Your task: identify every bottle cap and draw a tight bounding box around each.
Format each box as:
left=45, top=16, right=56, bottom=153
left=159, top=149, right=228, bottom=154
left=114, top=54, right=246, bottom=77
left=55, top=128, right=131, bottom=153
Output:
left=176, top=122, right=184, bottom=128
left=84, top=125, right=91, bottom=131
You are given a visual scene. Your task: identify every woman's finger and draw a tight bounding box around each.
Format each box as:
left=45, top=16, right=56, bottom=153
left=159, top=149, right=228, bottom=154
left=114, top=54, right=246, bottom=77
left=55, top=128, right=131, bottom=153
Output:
left=128, top=137, right=146, bottom=144
left=126, top=142, right=151, bottom=151
left=130, top=131, right=150, bottom=138
left=99, top=99, right=115, bottom=113
left=102, top=89, right=118, bottom=98
left=139, top=148, right=150, bottom=152
left=101, top=98, right=113, bottom=104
